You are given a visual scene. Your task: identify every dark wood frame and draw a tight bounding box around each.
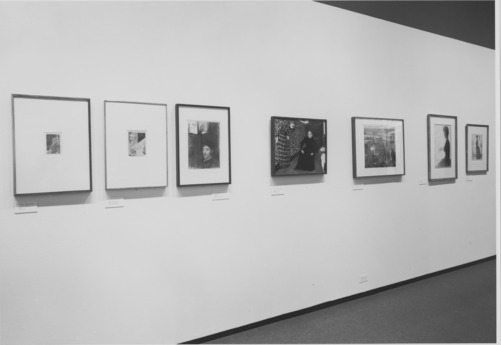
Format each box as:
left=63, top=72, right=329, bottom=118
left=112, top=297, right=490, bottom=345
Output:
left=465, top=124, right=489, bottom=174
left=12, top=94, right=92, bottom=196
left=351, top=117, right=405, bottom=178
left=175, top=104, right=231, bottom=187
left=104, top=100, right=168, bottom=190
left=427, top=114, right=458, bottom=181
left=270, top=116, right=328, bottom=177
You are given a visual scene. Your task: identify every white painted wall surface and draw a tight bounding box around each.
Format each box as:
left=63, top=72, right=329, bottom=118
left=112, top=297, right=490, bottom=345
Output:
left=0, top=2, right=495, bottom=344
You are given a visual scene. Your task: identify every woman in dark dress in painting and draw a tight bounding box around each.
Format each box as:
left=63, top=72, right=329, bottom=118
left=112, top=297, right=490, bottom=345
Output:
left=438, top=126, right=451, bottom=168
left=295, top=130, right=317, bottom=171
left=475, top=136, right=482, bottom=160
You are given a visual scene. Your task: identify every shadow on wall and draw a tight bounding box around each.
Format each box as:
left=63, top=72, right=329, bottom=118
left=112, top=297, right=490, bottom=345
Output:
left=271, top=174, right=325, bottom=187
left=465, top=171, right=488, bottom=176
left=177, top=184, right=230, bottom=198
left=353, top=175, right=402, bottom=186
left=15, top=192, right=92, bottom=208
left=106, top=187, right=168, bottom=200
left=428, top=179, right=457, bottom=187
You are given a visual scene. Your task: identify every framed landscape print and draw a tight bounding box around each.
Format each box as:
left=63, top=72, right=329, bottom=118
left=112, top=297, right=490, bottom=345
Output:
left=105, top=101, right=168, bottom=189
left=351, top=117, right=405, bottom=178
left=427, top=114, right=457, bottom=181
left=271, top=116, right=327, bottom=176
left=12, top=94, right=92, bottom=195
left=176, top=104, right=231, bottom=186
left=465, top=124, right=488, bottom=174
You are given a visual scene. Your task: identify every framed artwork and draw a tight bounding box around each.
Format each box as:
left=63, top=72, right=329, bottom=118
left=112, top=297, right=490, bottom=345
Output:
left=105, top=101, right=168, bottom=189
left=271, top=116, right=327, bottom=176
left=465, top=124, right=488, bottom=174
left=351, top=117, right=405, bottom=178
left=427, top=114, right=457, bottom=181
left=176, top=104, right=231, bottom=187
left=12, top=94, right=92, bottom=195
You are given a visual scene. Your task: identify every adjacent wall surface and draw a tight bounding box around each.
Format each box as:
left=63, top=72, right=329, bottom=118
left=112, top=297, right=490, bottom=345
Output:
left=0, top=2, right=495, bottom=344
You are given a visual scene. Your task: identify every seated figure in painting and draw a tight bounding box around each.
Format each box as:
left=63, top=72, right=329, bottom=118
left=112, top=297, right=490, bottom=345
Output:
left=384, top=145, right=396, bottom=167
left=365, top=143, right=378, bottom=168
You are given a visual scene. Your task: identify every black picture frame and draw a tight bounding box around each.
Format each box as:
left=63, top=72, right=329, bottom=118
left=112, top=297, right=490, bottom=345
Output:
left=270, top=116, right=327, bottom=177
left=104, top=100, right=168, bottom=190
left=465, top=124, right=489, bottom=174
left=12, top=94, right=92, bottom=196
left=176, top=104, right=231, bottom=187
left=351, top=117, right=405, bottom=178
left=427, top=114, right=458, bottom=181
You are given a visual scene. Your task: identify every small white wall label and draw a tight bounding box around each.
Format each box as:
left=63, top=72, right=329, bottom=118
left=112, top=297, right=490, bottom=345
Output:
left=212, top=193, right=230, bottom=201
left=271, top=187, right=285, bottom=196
left=15, top=201, right=38, bottom=214
left=105, top=199, right=124, bottom=208
left=419, top=179, right=428, bottom=185
left=352, top=184, right=364, bottom=191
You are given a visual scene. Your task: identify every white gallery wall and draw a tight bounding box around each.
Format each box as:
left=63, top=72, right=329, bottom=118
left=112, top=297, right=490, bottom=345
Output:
left=0, top=2, right=495, bottom=344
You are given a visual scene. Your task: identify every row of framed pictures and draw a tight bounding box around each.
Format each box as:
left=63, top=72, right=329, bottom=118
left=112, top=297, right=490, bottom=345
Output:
left=351, top=116, right=489, bottom=180
left=12, top=94, right=231, bottom=195
left=353, top=116, right=490, bottom=180
left=11, top=94, right=489, bottom=196
left=272, top=115, right=488, bottom=179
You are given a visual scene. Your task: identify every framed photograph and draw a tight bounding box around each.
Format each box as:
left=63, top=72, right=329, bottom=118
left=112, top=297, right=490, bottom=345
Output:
left=105, top=101, right=168, bottom=189
left=427, top=114, right=457, bottom=181
left=465, top=124, right=488, bottom=174
left=12, top=94, right=92, bottom=195
left=176, top=104, right=231, bottom=186
left=271, top=116, right=327, bottom=176
left=351, top=117, right=405, bottom=178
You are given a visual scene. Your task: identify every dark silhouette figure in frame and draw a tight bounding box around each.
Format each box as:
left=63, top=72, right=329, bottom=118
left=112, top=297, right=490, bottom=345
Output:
left=436, top=125, right=451, bottom=168
left=473, top=135, right=482, bottom=161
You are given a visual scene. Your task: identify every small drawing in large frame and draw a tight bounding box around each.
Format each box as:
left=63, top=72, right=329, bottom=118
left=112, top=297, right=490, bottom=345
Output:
left=46, top=133, right=61, bottom=154
left=465, top=124, right=488, bottom=174
left=176, top=104, right=231, bottom=187
left=427, top=114, right=457, bottom=181
left=271, top=116, right=327, bottom=176
left=105, top=100, right=168, bottom=190
left=351, top=117, right=405, bottom=178
left=12, top=94, right=92, bottom=195
left=128, top=130, right=147, bottom=157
